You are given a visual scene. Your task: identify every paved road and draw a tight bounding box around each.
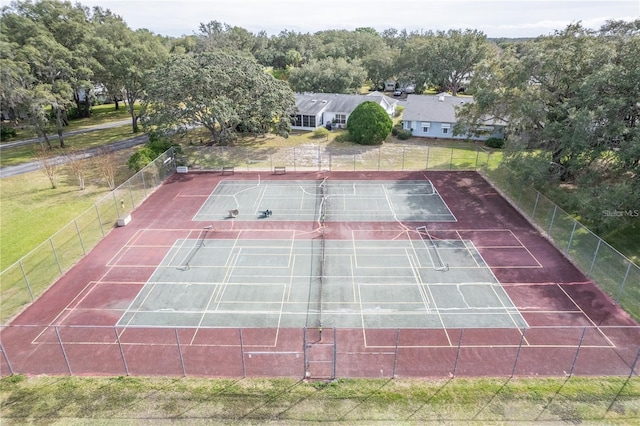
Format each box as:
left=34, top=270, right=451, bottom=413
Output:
left=0, top=119, right=131, bottom=150
left=0, top=120, right=148, bottom=178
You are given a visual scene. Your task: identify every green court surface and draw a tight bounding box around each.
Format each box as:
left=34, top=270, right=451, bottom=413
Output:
left=194, top=180, right=456, bottom=222
left=117, top=236, right=527, bottom=329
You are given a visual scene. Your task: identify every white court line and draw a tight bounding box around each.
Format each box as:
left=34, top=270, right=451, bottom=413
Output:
left=509, top=230, right=544, bottom=268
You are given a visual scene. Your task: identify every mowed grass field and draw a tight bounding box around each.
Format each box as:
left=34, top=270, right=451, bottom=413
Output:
left=1, top=375, right=639, bottom=424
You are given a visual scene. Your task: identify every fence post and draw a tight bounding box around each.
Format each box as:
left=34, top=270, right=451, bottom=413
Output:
left=240, top=328, right=246, bottom=378
left=548, top=205, right=558, bottom=236
left=0, top=339, right=14, bottom=375
left=112, top=191, right=120, bottom=218
left=378, top=146, right=381, bottom=171
left=128, top=181, right=135, bottom=210
left=566, top=221, right=578, bottom=255
left=532, top=191, right=540, bottom=218
left=511, top=329, right=527, bottom=377
left=425, top=146, right=430, bottom=170
left=54, top=326, right=72, bottom=375
left=329, top=152, right=332, bottom=171
left=449, top=147, right=454, bottom=170
left=175, top=328, right=186, bottom=377
left=270, top=151, right=273, bottom=171
left=628, top=345, right=640, bottom=378
left=332, top=327, right=337, bottom=379
left=318, top=146, right=321, bottom=171
left=293, top=147, right=297, bottom=171
left=95, top=205, right=105, bottom=237
left=452, top=329, right=464, bottom=377
left=141, top=171, right=148, bottom=198
left=50, top=238, right=62, bottom=274
left=588, top=239, right=602, bottom=277
left=569, top=327, right=587, bottom=376
left=19, top=261, right=34, bottom=302
left=302, top=327, right=307, bottom=379
left=392, top=328, right=400, bottom=378
left=474, top=149, right=480, bottom=170
left=615, top=262, right=633, bottom=303
left=114, top=327, right=129, bottom=376
left=401, top=148, right=405, bottom=171
left=353, top=154, right=356, bottom=171
left=74, top=220, right=86, bottom=255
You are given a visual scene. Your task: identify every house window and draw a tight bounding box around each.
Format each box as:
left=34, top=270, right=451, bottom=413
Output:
left=442, top=123, right=451, bottom=134
left=422, top=122, right=430, bottom=133
left=295, top=115, right=317, bottom=127
left=334, top=114, right=346, bottom=124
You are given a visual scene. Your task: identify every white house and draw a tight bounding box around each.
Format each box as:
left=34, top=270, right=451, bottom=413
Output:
left=402, top=93, right=504, bottom=141
left=293, top=92, right=398, bottom=131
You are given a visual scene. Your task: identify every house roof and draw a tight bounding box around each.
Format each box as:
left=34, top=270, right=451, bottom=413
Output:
left=295, top=93, right=397, bottom=115
left=402, top=93, right=474, bottom=123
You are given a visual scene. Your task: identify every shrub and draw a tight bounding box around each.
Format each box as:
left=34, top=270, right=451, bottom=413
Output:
left=396, top=129, right=412, bottom=140
left=312, top=127, right=330, bottom=139
left=485, top=137, right=504, bottom=149
left=128, top=132, right=182, bottom=171
left=1, top=126, right=17, bottom=141
left=346, top=101, right=393, bottom=145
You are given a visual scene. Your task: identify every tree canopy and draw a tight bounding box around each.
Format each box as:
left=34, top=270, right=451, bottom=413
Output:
left=457, top=21, right=640, bottom=231
left=346, top=101, right=393, bottom=145
left=142, top=50, right=296, bottom=144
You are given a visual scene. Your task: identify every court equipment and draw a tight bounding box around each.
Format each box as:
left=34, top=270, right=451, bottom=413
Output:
left=416, top=225, right=449, bottom=272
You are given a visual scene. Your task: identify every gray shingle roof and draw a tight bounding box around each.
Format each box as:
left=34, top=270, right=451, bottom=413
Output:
left=402, top=93, right=473, bottom=123
left=295, top=93, right=397, bottom=115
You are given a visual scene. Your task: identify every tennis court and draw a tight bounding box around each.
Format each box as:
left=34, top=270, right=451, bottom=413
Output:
left=2, top=170, right=639, bottom=378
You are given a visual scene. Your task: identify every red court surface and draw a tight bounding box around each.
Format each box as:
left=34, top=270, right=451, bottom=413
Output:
left=2, top=170, right=639, bottom=378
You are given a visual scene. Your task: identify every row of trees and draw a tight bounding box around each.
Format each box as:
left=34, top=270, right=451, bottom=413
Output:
left=457, top=21, right=640, bottom=231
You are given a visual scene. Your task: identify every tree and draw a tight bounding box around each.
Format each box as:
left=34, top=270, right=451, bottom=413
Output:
left=288, top=57, right=366, bottom=94
left=459, top=21, right=640, bottom=230
left=33, top=146, right=58, bottom=189
left=346, top=101, right=393, bottom=145
left=94, top=147, right=118, bottom=190
left=362, top=46, right=400, bottom=90
left=92, top=9, right=169, bottom=133
left=399, top=29, right=490, bottom=94
left=142, top=50, right=296, bottom=144
left=65, top=148, right=88, bottom=190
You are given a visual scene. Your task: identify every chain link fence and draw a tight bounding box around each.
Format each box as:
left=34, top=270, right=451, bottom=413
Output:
left=0, top=148, right=176, bottom=324
left=1, top=325, right=638, bottom=378
left=182, top=143, right=496, bottom=172
left=482, top=165, right=640, bottom=321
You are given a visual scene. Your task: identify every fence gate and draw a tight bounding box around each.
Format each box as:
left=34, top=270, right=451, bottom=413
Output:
left=304, top=327, right=336, bottom=380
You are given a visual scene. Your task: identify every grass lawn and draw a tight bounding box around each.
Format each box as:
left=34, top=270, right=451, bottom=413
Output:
left=1, top=375, right=638, bottom=423
left=0, top=148, right=138, bottom=270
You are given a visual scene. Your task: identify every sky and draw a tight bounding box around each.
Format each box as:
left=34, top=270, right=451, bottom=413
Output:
left=47, top=0, right=640, bottom=38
